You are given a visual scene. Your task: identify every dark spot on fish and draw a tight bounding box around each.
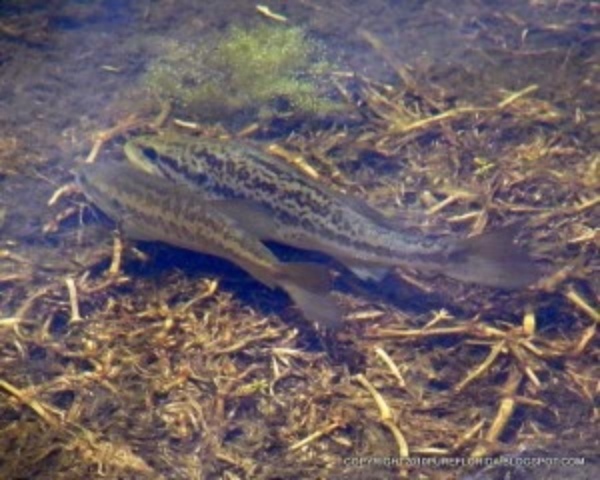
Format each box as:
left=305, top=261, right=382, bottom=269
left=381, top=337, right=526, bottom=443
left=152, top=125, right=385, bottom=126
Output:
left=203, top=151, right=225, bottom=170
left=141, top=146, right=159, bottom=162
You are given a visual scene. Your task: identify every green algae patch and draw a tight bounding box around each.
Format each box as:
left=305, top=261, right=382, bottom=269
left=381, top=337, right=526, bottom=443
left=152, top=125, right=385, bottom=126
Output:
left=144, top=23, right=342, bottom=120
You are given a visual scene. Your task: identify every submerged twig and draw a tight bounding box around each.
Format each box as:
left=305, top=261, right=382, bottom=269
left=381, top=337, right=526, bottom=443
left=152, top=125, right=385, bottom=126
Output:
left=355, top=373, right=409, bottom=477
left=471, top=368, right=523, bottom=458
left=288, top=421, right=342, bottom=452
left=65, top=277, right=82, bottom=323
left=108, top=233, right=124, bottom=277
left=454, top=341, right=506, bottom=394
left=564, top=286, right=600, bottom=325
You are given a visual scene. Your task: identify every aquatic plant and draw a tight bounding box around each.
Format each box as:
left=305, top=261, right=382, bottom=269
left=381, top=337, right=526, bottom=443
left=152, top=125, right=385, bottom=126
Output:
left=143, top=23, right=342, bottom=120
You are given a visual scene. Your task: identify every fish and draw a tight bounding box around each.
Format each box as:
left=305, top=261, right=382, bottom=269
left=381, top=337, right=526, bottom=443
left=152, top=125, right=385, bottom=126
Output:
left=75, top=162, right=342, bottom=329
left=123, top=133, right=540, bottom=289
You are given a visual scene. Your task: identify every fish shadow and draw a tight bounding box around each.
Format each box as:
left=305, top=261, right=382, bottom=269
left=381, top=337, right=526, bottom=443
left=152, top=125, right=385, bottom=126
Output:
left=117, top=241, right=365, bottom=369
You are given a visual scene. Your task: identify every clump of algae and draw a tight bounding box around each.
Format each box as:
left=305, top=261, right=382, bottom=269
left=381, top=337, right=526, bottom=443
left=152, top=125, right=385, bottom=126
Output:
left=143, top=23, right=342, bottom=120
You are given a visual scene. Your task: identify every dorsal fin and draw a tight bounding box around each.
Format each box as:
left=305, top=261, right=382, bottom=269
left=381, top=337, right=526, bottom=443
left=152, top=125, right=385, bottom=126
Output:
left=332, top=190, right=400, bottom=230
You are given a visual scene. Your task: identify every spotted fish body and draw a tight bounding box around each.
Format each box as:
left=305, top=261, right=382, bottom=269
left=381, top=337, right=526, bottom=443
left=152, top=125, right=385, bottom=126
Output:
left=76, top=162, right=341, bottom=328
left=124, top=134, right=539, bottom=289
left=124, top=136, right=451, bottom=270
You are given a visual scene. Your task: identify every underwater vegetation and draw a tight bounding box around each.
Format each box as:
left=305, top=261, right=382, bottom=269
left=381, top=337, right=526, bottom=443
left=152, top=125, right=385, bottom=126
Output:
left=143, top=23, right=342, bottom=120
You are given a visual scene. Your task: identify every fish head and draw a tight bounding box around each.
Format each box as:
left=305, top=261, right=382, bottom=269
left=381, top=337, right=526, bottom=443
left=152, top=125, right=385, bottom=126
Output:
left=123, top=134, right=189, bottom=175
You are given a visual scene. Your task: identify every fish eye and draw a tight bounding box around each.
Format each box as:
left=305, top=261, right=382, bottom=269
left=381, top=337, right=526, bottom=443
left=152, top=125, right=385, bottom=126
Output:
left=142, top=147, right=159, bottom=161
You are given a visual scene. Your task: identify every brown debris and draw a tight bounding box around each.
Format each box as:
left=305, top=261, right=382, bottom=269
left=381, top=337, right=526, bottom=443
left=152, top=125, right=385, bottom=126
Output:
left=1, top=1, right=599, bottom=479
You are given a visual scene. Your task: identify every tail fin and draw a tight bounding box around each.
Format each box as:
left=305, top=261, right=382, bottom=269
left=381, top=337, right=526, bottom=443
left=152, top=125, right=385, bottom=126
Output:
left=278, top=263, right=343, bottom=330
left=444, top=223, right=541, bottom=289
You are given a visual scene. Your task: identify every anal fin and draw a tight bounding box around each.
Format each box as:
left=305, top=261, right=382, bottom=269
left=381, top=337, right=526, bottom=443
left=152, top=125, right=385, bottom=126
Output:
left=339, top=260, right=390, bottom=282
left=278, top=262, right=343, bottom=330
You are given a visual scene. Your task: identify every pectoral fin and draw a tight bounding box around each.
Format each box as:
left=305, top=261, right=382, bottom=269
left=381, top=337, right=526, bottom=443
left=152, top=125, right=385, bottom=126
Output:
left=119, top=216, right=157, bottom=242
left=207, top=199, right=279, bottom=241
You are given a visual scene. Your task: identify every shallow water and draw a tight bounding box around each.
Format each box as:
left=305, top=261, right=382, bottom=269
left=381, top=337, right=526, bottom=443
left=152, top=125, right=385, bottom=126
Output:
left=0, top=1, right=598, bottom=479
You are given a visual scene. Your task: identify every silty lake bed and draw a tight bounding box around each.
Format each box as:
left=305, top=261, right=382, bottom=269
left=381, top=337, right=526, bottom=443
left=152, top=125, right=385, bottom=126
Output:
left=0, top=1, right=598, bottom=479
